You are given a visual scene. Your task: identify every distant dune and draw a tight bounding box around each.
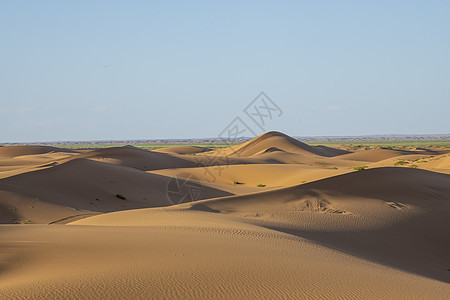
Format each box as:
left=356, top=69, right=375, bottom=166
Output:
left=0, top=145, right=78, bottom=158
left=1, top=132, right=450, bottom=299
left=154, top=145, right=209, bottom=155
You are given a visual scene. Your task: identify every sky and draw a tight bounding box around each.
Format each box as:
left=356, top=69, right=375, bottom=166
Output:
left=1, top=1, right=449, bottom=143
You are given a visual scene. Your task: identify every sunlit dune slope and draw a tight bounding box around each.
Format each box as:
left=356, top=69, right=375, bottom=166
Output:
left=0, top=145, right=78, bottom=158
left=154, top=145, right=209, bottom=155
left=151, top=163, right=349, bottom=186
left=205, top=131, right=350, bottom=157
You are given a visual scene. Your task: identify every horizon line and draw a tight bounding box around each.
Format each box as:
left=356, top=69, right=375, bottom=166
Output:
left=2, top=132, right=450, bottom=145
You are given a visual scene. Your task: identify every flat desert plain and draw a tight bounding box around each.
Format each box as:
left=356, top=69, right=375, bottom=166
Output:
left=1, top=131, right=450, bottom=299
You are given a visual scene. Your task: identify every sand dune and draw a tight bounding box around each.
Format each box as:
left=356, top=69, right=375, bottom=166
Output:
left=206, top=131, right=350, bottom=157
left=336, top=148, right=410, bottom=162
left=420, top=154, right=450, bottom=169
left=59, top=145, right=274, bottom=171
left=57, top=145, right=200, bottom=171
left=254, top=151, right=367, bottom=168
left=2, top=222, right=449, bottom=299
left=0, top=158, right=233, bottom=224
left=151, top=163, right=349, bottom=186
left=0, top=145, right=78, bottom=158
left=175, top=167, right=450, bottom=283
left=154, top=145, right=209, bottom=154
left=0, top=146, right=81, bottom=180
left=1, top=132, right=450, bottom=299
left=68, top=166, right=450, bottom=296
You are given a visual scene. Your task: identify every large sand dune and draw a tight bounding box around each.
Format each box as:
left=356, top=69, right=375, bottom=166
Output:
left=207, top=131, right=350, bottom=157
left=1, top=132, right=450, bottom=299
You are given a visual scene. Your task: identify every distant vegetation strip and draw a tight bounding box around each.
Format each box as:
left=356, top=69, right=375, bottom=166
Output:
left=2, top=139, right=450, bottom=150
left=308, top=140, right=450, bottom=148
left=35, top=140, right=450, bottom=150
left=34, top=143, right=241, bottom=150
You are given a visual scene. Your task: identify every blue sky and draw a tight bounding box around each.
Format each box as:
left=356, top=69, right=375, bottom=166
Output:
left=1, top=1, right=449, bottom=142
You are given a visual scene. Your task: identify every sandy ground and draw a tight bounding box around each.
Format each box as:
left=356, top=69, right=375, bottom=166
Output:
left=1, top=132, right=450, bottom=299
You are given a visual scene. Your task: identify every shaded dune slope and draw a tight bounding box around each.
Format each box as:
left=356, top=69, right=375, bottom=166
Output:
left=0, top=158, right=232, bottom=224
left=185, top=167, right=450, bottom=283
left=58, top=145, right=271, bottom=171
left=57, top=145, right=199, bottom=171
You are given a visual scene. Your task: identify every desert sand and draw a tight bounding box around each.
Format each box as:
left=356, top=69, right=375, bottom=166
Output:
left=1, top=132, right=450, bottom=299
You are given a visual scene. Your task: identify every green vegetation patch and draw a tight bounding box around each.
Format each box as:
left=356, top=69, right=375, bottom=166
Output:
left=394, top=160, right=409, bottom=166
left=353, top=166, right=368, bottom=171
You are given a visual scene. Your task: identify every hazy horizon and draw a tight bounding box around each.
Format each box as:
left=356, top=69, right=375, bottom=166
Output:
left=2, top=132, right=450, bottom=145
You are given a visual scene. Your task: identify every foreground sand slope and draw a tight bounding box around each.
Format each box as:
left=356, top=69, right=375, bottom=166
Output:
left=1, top=213, right=449, bottom=299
